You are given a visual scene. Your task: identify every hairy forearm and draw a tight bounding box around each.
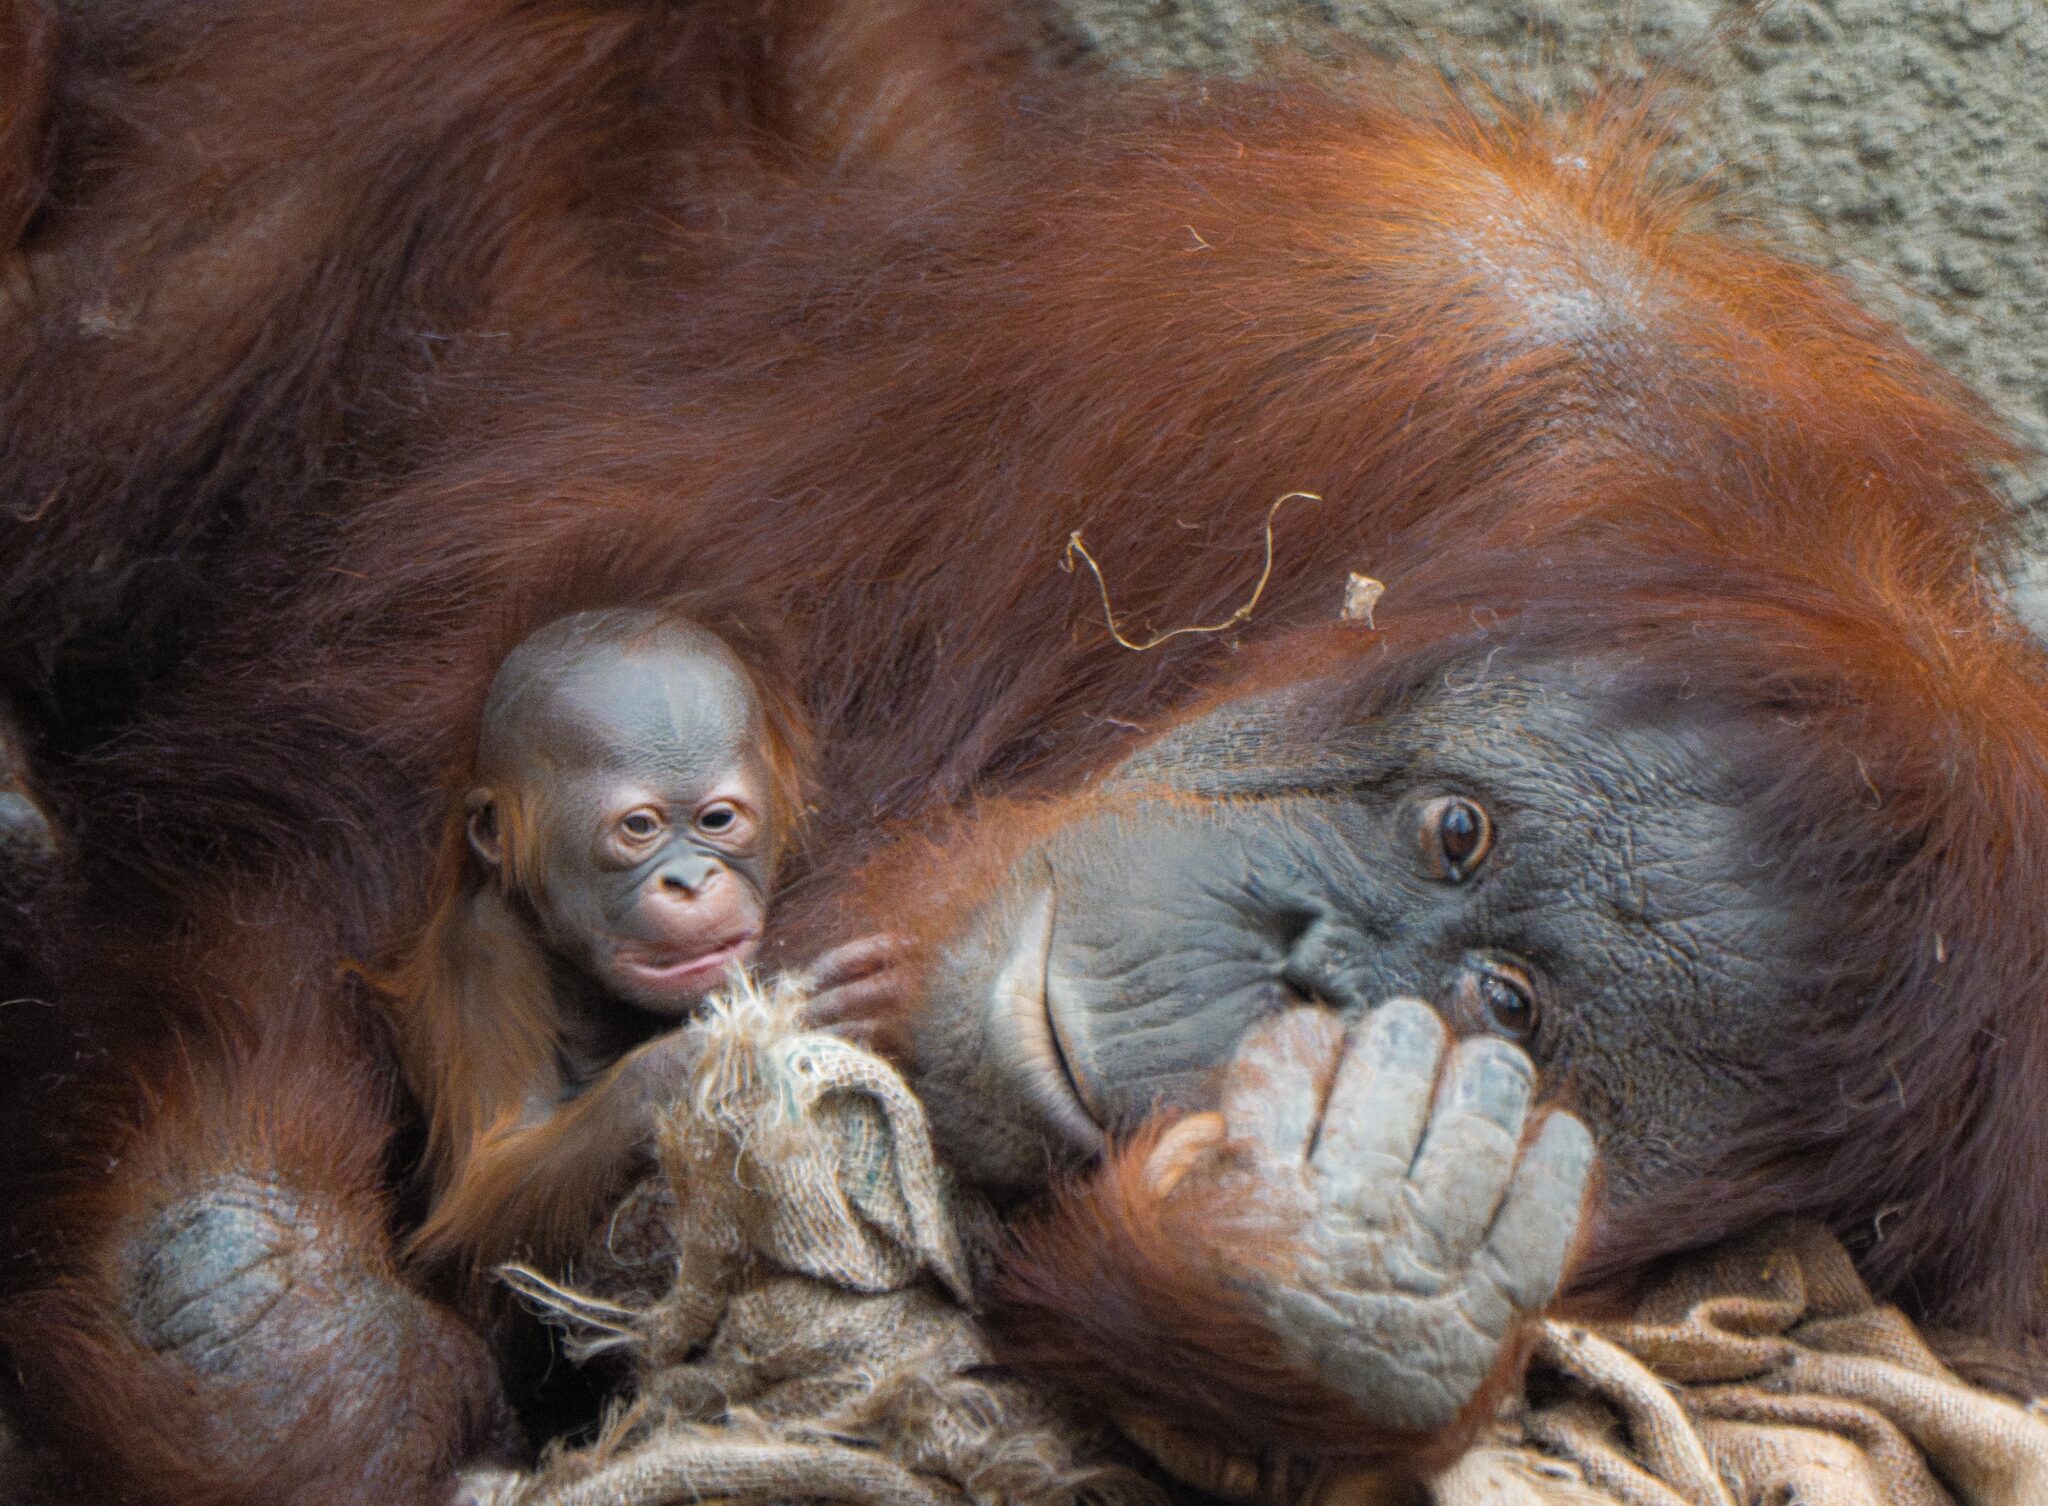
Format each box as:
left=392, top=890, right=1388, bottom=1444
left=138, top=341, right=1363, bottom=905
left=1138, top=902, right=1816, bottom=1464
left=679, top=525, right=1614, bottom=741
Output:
left=407, top=1044, right=678, bottom=1275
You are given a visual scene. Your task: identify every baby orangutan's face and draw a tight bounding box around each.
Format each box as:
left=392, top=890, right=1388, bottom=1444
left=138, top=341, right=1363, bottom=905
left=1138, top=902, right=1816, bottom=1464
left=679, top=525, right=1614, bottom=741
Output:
left=469, top=633, right=780, bottom=1015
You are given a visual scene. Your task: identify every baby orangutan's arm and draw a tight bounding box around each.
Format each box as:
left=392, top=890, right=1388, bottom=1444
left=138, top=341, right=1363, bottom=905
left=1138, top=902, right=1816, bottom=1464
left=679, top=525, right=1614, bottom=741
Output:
left=409, top=931, right=914, bottom=1277
left=407, top=1028, right=704, bottom=1276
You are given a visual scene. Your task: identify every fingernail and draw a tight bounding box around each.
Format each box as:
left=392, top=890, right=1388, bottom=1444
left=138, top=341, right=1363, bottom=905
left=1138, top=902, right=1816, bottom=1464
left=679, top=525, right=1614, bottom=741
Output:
left=1547, top=1112, right=1596, bottom=1186
left=1371, top=997, right=1445, bottom=1063
left=1454, top=1041, right=1533, bottom=1128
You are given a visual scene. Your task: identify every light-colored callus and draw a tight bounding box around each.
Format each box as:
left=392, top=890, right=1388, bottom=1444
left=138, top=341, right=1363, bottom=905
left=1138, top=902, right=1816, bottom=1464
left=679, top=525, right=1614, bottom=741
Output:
left=1211, top=998, right=1595, bottom=1437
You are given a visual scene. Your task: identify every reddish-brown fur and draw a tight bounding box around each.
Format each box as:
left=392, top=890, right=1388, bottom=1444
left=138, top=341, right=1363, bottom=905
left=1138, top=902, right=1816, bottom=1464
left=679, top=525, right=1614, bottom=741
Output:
left=3, top=2, right=2043, bottom=1501
left=0, top=0, right=1015, bottom=747
left=0, top=0, right=54, bottom=251
left=0, top=884, right=513, bottom=1503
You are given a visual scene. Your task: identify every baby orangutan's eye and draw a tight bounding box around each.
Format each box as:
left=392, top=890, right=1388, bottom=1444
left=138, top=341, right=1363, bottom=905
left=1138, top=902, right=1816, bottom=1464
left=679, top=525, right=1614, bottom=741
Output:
left=618, top=809, right=663, bottom=841
left=695, top=801, right=745, bottom=837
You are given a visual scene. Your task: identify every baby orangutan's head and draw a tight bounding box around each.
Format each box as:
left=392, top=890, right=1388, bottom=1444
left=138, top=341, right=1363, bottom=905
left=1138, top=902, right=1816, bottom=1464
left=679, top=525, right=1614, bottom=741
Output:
left=466, top=609, right=800, bottom=1013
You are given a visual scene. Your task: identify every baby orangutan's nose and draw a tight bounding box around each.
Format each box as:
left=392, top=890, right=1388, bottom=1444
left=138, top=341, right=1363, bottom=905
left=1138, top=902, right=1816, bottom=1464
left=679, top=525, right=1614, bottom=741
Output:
left=642, top=855, right=758, bottom=950
left=656, top=851, right=726, bottom=901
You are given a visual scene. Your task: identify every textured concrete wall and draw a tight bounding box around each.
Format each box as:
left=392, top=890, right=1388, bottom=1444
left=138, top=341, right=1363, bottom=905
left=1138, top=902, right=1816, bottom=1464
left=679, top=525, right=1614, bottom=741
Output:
left=1047, top=0, right=2048, bottom=524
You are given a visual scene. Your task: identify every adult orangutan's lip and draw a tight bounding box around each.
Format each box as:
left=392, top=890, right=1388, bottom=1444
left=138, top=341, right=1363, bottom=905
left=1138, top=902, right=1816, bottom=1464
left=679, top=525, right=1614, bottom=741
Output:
left=992, top=886, right=1105, bottom=1154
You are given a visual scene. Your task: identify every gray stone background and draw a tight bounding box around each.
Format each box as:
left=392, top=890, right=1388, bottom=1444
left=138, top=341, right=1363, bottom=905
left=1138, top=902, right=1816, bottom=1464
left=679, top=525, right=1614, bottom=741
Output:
left=1047, top=0, right=2048, bottom=553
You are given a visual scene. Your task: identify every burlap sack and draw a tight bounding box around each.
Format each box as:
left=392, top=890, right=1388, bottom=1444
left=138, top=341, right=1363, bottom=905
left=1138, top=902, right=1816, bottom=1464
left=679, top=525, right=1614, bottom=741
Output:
left=459, top=977, right=1155, bottom=1506
left=1130, top=1220, right=2048, bottom=1506
left=1514, top=1219, right=2048, bottom=1506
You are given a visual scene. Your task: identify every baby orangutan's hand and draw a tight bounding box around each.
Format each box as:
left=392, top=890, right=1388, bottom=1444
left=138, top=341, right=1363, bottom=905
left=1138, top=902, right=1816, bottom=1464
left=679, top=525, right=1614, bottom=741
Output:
left=801, top=933, right=919, bottom=1056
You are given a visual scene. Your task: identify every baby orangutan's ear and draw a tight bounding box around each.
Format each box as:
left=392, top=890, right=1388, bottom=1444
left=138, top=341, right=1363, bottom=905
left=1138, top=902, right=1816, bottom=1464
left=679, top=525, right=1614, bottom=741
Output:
left=464, top=787, right=505, bottom=872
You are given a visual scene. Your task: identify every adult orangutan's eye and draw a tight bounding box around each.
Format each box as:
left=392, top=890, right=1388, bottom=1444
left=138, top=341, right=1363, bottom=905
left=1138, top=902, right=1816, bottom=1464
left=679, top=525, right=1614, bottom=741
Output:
left=1448, top=958, right=1537, bottom=1041
left=619, top=809, right=663, bottom=841
left=1478, top=967, right=1535, bottom=1037
left=1418, top=795, right=1493, bottom=882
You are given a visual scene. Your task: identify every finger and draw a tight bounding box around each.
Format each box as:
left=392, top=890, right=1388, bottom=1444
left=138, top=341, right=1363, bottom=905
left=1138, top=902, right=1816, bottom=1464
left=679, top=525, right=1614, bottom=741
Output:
left=809, top=935, right=903, bottom=987
left=1311, top=997, right=1446, bottom=1220
left=1141, top=1112, right=1228, bottom=1199
left=810, top=934, right=914, bottom=987
left=1478, top=1109, right=1595, bottom=1310
left=1401, top=1035, right=1534, bottom=1262
left=1219, top=1007, right=1344, bottom=1163
left=802, top=973, right=902, bottom=1027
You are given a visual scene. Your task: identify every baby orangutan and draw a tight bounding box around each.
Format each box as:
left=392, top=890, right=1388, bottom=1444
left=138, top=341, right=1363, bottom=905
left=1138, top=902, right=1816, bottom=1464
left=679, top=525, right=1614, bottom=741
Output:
left=378, top=607, right=901, bottom=1281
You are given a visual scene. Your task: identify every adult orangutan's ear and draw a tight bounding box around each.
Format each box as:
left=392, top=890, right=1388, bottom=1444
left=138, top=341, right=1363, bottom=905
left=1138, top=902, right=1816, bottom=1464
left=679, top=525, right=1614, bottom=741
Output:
left=464, top=787, right=504, bottom=871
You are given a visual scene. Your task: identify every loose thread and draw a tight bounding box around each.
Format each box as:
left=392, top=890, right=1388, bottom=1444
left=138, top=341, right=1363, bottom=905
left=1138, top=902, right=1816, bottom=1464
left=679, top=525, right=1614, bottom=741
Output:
left=1061, top=491, right=1320, bottom=652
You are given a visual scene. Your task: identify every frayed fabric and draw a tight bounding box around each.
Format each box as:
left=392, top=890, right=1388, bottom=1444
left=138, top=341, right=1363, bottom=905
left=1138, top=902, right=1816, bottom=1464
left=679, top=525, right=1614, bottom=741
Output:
left=473, top=975, right=1156, bottom=1506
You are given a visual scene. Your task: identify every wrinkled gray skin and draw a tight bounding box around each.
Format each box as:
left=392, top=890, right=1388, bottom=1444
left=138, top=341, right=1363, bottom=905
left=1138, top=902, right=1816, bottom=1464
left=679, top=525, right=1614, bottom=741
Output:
left=1203, top=1001, right=1593, bottom=1433
left=910, top=660, right=1791, bottom=1433
left=94, top=639, right=1795, bottom=1465
left=119, top=1173, right=503, bottom=1485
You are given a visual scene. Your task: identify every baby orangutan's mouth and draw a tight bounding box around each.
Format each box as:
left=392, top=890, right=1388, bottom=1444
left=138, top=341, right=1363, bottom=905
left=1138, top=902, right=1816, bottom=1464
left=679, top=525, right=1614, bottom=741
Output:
left=992, top=886, right=1105, bottom=1155
left=616, top=932, right=759, bottom=996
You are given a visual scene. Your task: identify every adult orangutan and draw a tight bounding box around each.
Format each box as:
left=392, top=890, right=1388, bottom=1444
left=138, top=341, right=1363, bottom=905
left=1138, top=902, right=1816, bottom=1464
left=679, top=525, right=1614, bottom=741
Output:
left=3, top=1, right=2046, bottom=1504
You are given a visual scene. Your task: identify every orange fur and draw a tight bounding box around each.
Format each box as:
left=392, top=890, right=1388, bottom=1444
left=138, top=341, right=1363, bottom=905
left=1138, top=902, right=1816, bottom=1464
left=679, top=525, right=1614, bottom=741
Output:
left=0, top=887, right=508, bottom=1504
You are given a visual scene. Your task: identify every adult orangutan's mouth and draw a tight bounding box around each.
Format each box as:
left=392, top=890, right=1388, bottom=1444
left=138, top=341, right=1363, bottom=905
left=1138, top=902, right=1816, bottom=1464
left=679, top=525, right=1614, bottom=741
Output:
left=992, top=886, right=1105, bottom=1154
